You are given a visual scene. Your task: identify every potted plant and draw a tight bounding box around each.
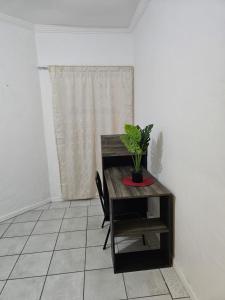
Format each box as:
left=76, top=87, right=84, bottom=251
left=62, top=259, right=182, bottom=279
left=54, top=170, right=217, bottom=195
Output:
left=120, top=124, right=153, bottom=183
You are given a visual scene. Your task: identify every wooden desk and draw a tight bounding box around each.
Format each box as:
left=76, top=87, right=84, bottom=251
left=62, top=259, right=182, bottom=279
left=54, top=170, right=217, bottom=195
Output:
left=104, top=166, right=174, bottom=273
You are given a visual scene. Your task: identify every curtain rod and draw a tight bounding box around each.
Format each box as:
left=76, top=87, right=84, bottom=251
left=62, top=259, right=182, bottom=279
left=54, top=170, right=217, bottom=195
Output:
left=37, top=65, right=134, bottom=70
left=38, top=66, right=48, bottom=70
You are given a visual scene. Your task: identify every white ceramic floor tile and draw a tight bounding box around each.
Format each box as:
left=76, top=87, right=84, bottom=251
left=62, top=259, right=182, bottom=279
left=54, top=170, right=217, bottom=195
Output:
left=0, top=203, right=191, bottom=300
left=55, top=231, right=86, bottom=250
left=0, top=277, right=45, bottom=300
left=49, top=201, right=70, bottom=209
left=4, top=222, right=36, bottom=237
left=89, top=199, right=99, bottom=206
left=60, top=217, right=87, bottom=232
left=34, top=204, right=50, bottom=210
left=64, top=207, right=87, bottom=218
left=0, top=255, right=18, bottom=280
left=87, top=228, right=109, bottom=247
left=0, top=237, right=28, bottom=256
left=13, top=211, right=42, bottom=223
left=161, top=268, right=189, bottom=299
left=40, top=208, right=65, bottom=221
left=0, top=224, right=9, bottom=237
left=23, top=233, right=58, bottom=254
left=70, top=200, right=91, bottom=207
left=10, top=252, right=52, bottom=279
left=32, top=220, right=61, bottom=235
left=130, top=296, right=172, bottom=300
left=124, top=269, right=169, bottom=298
left=49, top=248, right=85, bottom=274
left=41, top=272, right=84, bottom=300
left=88, top=205, right=103, bottom=216
left=84, top=268, right=126, bottom=300
left=87, top=216, right=105, bottom=229
left=85, top=246, right=112, bottom=270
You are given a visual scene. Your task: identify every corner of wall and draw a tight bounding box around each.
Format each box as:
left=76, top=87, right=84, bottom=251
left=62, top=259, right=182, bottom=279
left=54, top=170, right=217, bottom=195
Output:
left=0, top=12, right=33, bottom=30
left=0, top=197, right=51, bottom=223
left=173, top=260, right=199, bottom=300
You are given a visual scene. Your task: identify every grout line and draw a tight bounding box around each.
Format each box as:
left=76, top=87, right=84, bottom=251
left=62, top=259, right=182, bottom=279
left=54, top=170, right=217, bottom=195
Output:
left=172, top=297, right=191, bottom=300
left=0, top=237, right=107, bottom=258
left=2, top=222, right=42, bottom=239
left=6, top=271, right=84, bottom=281
left=0, top=209, right=45, bottom=296
left=38, top=208, right=67, bottom=300
left=0, top=222, right=13, bottom=239
left=11, top=210, right=43, bottom=223
left=0, top=231, right=59, bottom=241
left=126, top=293, right=172, bottom=299
left=82, top=207, right=88, bottom=300
left=0, top=201, right=97, bottom=226
left=84, top=267, right=115, bottom=274
left=122, top=273, right=129, bottom=300
left=0, top=230, right=86, bottom=241
left=0, top=245, right=104, bottom=258
left=0, top=202, right=51, bottom=225
left=1, top=267, right=115, bottom=283
left=0, top=202, right=178, bottom=299
left=160, top=269, right=174, bottom=299
left=1, top=214, right=105, bottom=227
left=85, top=266, right=113, bottom=272
left=0, top=219, right=14, bottom=224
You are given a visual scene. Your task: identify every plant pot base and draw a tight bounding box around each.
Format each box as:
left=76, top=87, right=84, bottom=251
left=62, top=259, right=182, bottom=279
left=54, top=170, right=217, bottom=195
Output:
left=132, top=171, right=143, bottom=183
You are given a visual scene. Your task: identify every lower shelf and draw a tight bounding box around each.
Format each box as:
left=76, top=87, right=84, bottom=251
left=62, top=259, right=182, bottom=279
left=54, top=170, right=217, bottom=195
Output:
left=113, top=249, right=172, bottom=273
left=114, top=218, right=169, bottom=237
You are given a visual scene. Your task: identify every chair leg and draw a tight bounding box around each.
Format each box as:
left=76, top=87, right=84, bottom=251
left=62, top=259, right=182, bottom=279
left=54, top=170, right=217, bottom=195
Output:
left=101, top=217, right=106, bottom=228
left=103, top=226, right=111, bottom=250
left=142, top=234, right=146, bottom=245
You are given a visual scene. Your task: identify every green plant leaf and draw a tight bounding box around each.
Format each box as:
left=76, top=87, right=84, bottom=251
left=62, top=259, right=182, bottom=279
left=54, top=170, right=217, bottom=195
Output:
left=138, top=124, right=154, bottom=152
left=120, top=123, right=154, bottom=171
left=120, top=124, right=141, bottom=154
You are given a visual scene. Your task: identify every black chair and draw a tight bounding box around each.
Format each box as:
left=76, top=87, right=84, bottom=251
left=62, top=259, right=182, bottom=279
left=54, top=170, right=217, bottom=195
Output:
left=95, top=171, right=146, bottom=250
left=95, top=171, right=111, bottom=249
left=95, top=171, right=109, bottom=228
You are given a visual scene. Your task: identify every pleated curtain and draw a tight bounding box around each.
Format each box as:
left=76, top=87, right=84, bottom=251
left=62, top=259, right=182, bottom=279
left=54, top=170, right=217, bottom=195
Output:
left=49, top=66, right=134, bottom=200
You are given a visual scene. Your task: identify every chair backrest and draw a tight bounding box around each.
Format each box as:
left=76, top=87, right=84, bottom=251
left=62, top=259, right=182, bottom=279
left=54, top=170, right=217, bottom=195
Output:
left=95, top=171, right=106, bottom=216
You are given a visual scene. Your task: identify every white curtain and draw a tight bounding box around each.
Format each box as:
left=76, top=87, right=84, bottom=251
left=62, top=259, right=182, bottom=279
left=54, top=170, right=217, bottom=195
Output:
left=49, top=66, right=133, bottom=200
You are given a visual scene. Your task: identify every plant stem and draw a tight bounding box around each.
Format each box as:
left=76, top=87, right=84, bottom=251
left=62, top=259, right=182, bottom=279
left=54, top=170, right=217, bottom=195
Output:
left=132, top=153, right=142, bottom=172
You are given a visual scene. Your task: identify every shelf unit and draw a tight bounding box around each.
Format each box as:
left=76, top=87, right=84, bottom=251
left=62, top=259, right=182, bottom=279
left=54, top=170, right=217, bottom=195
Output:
left=114, top=218, right=169, bottom=237
left=104, top=166, right=174, bottom=274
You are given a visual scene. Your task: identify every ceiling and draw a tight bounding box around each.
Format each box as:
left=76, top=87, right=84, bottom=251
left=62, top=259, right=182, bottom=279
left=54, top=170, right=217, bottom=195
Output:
left=0, top=0, right=143, bottom=28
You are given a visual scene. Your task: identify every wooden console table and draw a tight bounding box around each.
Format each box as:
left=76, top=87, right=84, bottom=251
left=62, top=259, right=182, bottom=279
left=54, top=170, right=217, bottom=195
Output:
left=104, top=166, right=174, bottom=273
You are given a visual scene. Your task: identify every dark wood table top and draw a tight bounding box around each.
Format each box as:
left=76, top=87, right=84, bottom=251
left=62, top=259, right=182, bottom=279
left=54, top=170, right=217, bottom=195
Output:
left=104, top=166, right=171, bottom=199
left=101, top=134, right=131, bottom=157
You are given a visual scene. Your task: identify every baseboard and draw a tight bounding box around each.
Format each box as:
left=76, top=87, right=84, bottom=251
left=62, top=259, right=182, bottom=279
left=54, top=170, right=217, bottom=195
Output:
left=50, top=196, right=63, bottom=202
left=173, top=260, right=199, bottom=300
left=0, top=198, right=51, bottom=223
left=50, top=196, right=99, bottom=202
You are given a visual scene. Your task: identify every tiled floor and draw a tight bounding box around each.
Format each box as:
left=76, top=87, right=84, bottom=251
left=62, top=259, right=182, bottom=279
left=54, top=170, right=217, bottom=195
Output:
left=0, top=200, right=190, bottom=300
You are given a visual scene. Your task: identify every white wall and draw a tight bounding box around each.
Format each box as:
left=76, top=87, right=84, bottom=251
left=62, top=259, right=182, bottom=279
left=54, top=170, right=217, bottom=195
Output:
left=36, top=30, right=134, bottom=66
left=0, top=15, right=50, bottom=219
left=134, top=1, right=225, bottom=300
left=35, top=30, right=134, bottom=199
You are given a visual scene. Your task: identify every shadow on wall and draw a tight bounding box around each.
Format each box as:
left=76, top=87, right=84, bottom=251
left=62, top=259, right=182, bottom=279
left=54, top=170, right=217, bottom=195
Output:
left=150, top=131, right=163, bottom=177
left=148, top=131, right=164, bottom=221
